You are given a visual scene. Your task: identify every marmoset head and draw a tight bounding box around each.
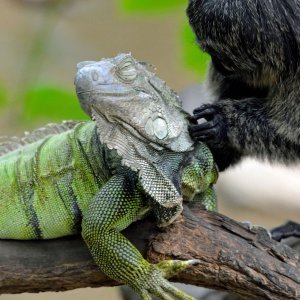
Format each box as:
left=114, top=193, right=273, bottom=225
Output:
left=187, top=0, right=300, bottom=86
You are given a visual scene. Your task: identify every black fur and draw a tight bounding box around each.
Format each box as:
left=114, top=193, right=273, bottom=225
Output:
left=187, top=0, right=300, bottom=171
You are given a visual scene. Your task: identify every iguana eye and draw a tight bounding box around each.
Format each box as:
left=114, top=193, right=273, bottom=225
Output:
left=116, top=58, right=138, bottom=83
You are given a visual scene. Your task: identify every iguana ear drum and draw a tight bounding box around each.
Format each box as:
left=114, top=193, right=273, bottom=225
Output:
left=145, top=117, right=168, bottom=140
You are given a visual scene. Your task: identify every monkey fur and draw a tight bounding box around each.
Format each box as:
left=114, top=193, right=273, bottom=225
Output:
left=186, top=0, right=300, bottom=172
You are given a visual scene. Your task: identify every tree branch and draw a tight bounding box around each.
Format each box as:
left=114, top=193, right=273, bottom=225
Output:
left=0, top=204, right=299, bottom=299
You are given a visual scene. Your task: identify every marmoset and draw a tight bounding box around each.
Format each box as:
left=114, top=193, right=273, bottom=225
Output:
left=187, top=0, right=300, bottom=172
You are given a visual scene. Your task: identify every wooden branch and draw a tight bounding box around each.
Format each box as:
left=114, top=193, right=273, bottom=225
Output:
left=0, top=204, right=299, bottom=299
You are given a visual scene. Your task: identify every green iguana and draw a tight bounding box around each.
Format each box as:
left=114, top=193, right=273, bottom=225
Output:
left=0, top=53, right=218, bottom=300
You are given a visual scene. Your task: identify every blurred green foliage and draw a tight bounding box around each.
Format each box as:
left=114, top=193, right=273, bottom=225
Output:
left=181, top=22, right=210, bottom=77
left=121, top=0, right=186, bottom=13
left=24, top=86, right=87, bottom=123
left=1, top=1, right=210, bottom=127
left=120, top=0, right=209, bottom=78
left=0, top=85, right=6, bottom=108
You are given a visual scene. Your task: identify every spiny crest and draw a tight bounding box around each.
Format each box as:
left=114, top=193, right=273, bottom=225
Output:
left=149, top=72, right=183, bottom=109
left=0, top=120, right=81, bottom=157
left=137, top=56, right=182, bottom=109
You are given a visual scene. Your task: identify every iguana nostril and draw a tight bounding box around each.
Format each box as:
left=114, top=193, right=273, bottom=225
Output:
left=92, top=70, right=99, bottom=81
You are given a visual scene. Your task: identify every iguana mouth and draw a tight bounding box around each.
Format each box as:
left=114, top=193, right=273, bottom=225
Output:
left=78, top=91, right=136, bottom=98
left=77, top=88, right=137, bottom=98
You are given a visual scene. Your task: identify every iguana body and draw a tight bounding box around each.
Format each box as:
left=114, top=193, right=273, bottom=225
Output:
left=0, top=54, right=218, bottom=300
left=0, top=121, right=108, bottom=239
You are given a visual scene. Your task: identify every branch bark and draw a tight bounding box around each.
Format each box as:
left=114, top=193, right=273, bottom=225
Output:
left=0, top=204, right=299, bottom=299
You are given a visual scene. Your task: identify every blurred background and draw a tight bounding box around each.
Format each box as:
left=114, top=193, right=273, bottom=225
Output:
left=1, top=0, right=299, bottom=299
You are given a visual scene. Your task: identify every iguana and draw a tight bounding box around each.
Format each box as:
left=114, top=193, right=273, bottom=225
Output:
left=0, top=54, right=218, bottom=300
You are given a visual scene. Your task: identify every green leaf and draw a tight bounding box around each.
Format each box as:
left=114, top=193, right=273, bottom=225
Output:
left=181, top=22, right=210, bottom=78
left=0, top=84, right=7, bottom=108
left=24, top=85, right=88, bottom=123
left=120, top=0, right=186, bottom=13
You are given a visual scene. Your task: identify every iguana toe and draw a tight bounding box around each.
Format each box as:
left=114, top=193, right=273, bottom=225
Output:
left=155, top=259, right=200, bottom=279
left=134, top=260, right=197, bottom=300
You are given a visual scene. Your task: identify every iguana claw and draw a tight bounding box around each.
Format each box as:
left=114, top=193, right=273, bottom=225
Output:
left=155, top=259, right=200, bottom=279
left=134, top=260, right=197, bottom=300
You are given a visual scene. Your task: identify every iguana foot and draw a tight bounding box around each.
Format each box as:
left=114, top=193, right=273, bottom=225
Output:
left=133, top=260, right=199, bottom=300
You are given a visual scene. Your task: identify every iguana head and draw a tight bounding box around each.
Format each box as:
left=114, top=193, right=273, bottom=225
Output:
left=75, top=53, right=193, bottom=152
left=75, top=54, right=197, bottom=209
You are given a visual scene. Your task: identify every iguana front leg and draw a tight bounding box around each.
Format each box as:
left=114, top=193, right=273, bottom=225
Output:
left=82, top=170, right=197, bottom=300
